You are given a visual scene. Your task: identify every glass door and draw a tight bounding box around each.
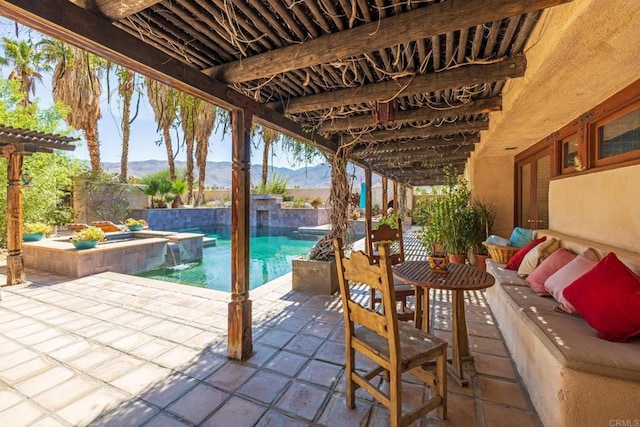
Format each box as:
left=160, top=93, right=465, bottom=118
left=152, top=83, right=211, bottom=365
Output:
left=516, top=148, right=551, bottom=230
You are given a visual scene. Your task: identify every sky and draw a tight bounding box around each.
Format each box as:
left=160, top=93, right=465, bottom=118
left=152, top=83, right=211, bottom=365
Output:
left=0, top=19, right=323, bottom=169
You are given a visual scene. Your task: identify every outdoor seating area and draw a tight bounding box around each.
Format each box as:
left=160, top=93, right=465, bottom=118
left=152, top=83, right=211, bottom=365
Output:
left=485, top=229, right=640, bottom=427
left=0, top=263, right=540, bottom=426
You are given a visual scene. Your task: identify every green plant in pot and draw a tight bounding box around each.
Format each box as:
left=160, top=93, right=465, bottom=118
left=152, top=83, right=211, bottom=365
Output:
left=467, top=200, right=497, bottom=270
left=23, top=222, right=52, bottom=241
left=124, top=218, right=145, bottom=231
left=70, top=226, right=105, bottom=249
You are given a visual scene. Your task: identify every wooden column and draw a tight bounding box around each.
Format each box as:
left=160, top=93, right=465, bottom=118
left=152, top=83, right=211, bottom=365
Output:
left=393, top=181, right=399, bottom=212
left=382, top=176, right=388, bottom=213
left=228, top=108, right=253, bottom=360
left=6, top=149, right=25, bottom=285
left=364, top=168, right=372, bottom=254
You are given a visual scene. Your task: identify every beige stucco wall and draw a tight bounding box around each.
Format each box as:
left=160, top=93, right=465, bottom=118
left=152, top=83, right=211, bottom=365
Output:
left=549, top=164, right=640, bottom=253
left=469, top=0, right=640, bottom=242
left=468, top=156, right=514, bottom=237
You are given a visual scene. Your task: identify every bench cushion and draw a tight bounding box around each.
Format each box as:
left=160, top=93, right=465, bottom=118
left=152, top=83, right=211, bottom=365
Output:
left=564, top=252, right=640, bottom=342
left=487, top=260, right=640, bottom=382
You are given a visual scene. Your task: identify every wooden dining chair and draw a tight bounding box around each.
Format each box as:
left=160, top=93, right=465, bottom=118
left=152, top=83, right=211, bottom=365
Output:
left=366, top=218, right=422, bottom=325
left=333, top=238, right=447, bottom=426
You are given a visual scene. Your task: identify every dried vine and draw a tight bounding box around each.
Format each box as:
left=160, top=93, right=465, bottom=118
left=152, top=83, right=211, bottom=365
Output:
left=309, top=144, right=354, bottom=261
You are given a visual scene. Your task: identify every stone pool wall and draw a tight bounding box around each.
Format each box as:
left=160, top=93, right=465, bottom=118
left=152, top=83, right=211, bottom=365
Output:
left=132, top=195, right=331, bottom=231
left=23, top=231, right=203, bottom=279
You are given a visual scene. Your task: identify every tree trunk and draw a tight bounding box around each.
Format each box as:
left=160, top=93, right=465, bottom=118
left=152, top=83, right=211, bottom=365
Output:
left=85, top=126, right=101, bottom=171
left=119, top=71, right=134, bottom=183
left=162, top=125, right=176, bottom=181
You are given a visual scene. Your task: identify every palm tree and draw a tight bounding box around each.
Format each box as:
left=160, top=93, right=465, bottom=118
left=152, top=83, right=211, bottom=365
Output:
left=254, top=124, right=324, bottom=187
left=0, top=37, right=50, bottom=107
left=109, top=65, right=140, bottom=182
left=194, top=102, right=217, bottom=206
left=178, top=94, right=197, bottom=204
left=41, top=40, right=104, bottom=171
left=146, top=78, right=179, bottom=180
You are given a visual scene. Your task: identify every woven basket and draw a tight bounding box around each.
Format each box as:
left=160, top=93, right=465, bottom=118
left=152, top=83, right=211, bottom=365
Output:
left=482, top=242, right=519, bottom=264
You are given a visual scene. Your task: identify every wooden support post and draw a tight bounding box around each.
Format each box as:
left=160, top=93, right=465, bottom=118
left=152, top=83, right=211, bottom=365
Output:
left=382, top=177, right=388, bottom=213
left=393, top=181, right=399, bottom=213
left=6, top=151, right=25, bottom=285
left=364, top=168, right=372, bottom=254
left=228, top=108, right=253, bottom=360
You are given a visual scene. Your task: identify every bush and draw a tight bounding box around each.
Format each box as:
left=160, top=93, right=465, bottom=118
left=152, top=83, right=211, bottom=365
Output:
left=292, top=197, right=306, bottom=208
left=70, top=226, right=105, bottom=243
left=254, top=174, right=288, bottom=195
left=309, top=196, right=323, bottom=208
left=23, top=222, right=51, bottom=234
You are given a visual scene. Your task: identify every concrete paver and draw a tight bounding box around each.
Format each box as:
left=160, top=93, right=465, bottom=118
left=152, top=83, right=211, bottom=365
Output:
left=0, top=264, right=541, bottom=426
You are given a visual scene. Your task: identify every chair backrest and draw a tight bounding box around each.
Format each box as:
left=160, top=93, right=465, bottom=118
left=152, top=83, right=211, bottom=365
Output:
left=366, top=217, right=405, bottom=265
left=333, top=238, right=400, bottom=351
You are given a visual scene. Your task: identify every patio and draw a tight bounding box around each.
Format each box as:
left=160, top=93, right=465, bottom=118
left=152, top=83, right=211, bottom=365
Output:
left=0, top=262, right=540, bottom=426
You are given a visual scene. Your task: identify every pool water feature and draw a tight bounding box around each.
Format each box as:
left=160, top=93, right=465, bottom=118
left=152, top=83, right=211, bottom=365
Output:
left=137, top=226, right=318, bottom=292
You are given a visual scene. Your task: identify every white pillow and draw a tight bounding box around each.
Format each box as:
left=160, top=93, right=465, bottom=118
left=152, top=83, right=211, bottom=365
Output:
left=517, top=238, right=560, bottom=277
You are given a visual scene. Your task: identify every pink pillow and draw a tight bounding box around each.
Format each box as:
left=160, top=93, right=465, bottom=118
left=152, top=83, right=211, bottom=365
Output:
left=564, top=253, right=640, bottom=342
left=526, top=248, right=576, bottom=295
left=544, top=250, right=599, bottom=313
left=505, top=236, right=546, bottom=271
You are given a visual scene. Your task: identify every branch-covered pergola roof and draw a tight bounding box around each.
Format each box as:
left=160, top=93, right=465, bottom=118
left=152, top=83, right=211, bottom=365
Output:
left=0, top=125, right=77, bottom=154
left=0, top=0, right=571, bottom=185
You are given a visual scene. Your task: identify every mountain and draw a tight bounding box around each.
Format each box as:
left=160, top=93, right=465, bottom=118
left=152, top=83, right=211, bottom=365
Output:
left=102, top=160, right=383, bottom=189
left=102, top=160, right=382, bottom=189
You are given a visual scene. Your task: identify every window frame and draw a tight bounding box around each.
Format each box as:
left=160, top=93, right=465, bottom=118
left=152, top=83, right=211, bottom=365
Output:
left=592, top=98, right=640, bottom=168
left=550, top=78, right=640, bottom=178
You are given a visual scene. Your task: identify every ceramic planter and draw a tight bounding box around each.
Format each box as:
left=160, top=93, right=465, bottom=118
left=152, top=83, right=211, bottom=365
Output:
left=23, top=233, right=44, bottom=242
left=72, top=240, right=99, bottom=250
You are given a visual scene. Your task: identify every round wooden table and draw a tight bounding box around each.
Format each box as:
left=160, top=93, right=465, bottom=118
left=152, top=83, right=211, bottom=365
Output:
left=393, top=261, right=495, bottom=386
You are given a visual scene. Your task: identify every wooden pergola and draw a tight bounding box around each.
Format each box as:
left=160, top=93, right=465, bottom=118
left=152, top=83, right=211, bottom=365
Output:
left=0, top=126, right=77, bottom=285
left=0, top=0, right=572, bottom=360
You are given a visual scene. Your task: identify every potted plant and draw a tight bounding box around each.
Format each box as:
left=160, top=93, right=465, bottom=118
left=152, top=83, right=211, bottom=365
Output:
left=70, top=226, right=105, bottom=249
left=23, top=222, right=52, bottom=242
left=124, top=218, right=145, bottom=231
left=467, top=200, right=497, bottom=271
left=292, top=236, right=338, bottom=295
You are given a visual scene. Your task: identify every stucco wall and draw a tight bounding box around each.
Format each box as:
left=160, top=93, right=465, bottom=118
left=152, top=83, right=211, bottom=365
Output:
left=468, top=156, right=514, bottom=238
left=549, top=164, right=640, bottom=253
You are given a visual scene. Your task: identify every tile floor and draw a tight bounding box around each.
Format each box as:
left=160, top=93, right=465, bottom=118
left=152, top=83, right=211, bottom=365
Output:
left=0, top=263, right=542, bottom=426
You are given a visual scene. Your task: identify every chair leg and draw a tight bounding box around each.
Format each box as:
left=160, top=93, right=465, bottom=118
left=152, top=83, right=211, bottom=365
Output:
left=389, top=369, right=402, bottom=427
left=436, top=348, right=447, bottom=420
left=345, top=347, right=356, bottom=409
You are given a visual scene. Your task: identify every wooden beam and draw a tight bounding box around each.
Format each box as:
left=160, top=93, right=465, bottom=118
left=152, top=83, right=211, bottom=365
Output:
left=68, top=0, right=163, bottom=20
left=228, top=108, right=252, bottom=361
left=369, top=143, right=475, bottom=160
left=319, top=97, right=502, bottom=132
left=205, top=0, right=570, bottom=84
left=6, top=152, right=24, bottom=285
left=0, top=0, right=338, bottom=154
left=345, top=120, right=487, bottom=144
left=368, top=152, right=471, bottom=167
left=280, top=56, right=526, bottom=114
left=352, top=135, right=480, bottom=157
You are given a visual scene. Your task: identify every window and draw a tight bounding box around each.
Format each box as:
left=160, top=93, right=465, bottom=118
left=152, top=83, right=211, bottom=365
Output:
left=595, top=101, right=640, bottom=166
left=561, top=134, right=580, bottom=173
left=551, top=79, right=640, bottom=176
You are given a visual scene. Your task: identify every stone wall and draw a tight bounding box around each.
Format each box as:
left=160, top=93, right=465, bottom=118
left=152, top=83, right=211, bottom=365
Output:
left=133, top=195, right=331, bottom=231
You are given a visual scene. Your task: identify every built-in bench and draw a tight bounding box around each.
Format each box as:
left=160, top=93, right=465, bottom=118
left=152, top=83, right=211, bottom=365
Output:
left=485, top=230, right=640, bottom=427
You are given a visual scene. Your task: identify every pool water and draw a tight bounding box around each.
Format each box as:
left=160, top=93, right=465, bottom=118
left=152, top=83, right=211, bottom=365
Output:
left=137, top=226, right=318, bottom=292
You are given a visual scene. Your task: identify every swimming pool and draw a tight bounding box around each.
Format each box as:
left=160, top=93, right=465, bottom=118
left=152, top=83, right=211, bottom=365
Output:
left=136, top=226, right=318, bottom=292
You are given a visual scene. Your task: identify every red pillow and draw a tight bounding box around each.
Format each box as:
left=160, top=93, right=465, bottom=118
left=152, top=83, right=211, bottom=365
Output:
left=505, top=236, right=546, bottom=271
left=564, top=253, right=640, bottom=342
left=526, top=248, right=576, bottom=295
